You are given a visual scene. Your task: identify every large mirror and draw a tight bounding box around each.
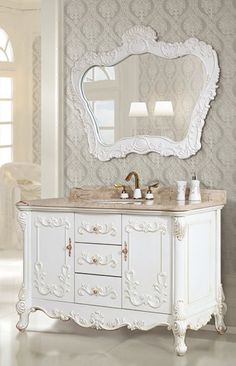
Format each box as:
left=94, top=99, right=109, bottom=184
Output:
left=72, top=26, right=219, bottom=161
left=82, top=54, right=205, bottom=145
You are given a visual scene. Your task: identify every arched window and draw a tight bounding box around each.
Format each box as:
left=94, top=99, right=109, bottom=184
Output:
left=0, top=28, right=14, bottom=166
left=0, top=28, right=14, bottom=62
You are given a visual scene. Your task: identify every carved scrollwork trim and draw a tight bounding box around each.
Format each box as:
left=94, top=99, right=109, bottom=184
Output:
left=172, top=320, right=188, bottom=356
left=17, top=212, right=29, bottom=232
left=188, top=312, right=212, bottom=330
left=216, top=283, right=227, bottom=316
left=16, top=284, right=27, bottom=315
left=50, top=309, right=147, bottom=330
left=78, top=221, right=117, bottom=236
left=77, top=284, right=118, bottom=299
left=173, top=299, right=186, bottom=321
left=214, top=283, right=227, bottom=334
left=71, top=25, right=220, bottom=161
left=126, top=221, right=167, bottom=234
left=170, top=301, right=214, bottom=331
left=174, top=218, right=186, bottom=241
left=34, top=216, right=71, bottom=229
left=16, top=284, right=36, bottom=332
left=170, top=299, right=188, bottom=356
left=125, top=270, right=167, bottom=308
left=34, top=262, right=71, bottom=298
left=78, top=252, right=118, bottom=268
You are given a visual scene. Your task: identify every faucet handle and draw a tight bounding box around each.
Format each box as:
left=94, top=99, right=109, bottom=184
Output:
left=114, top=183, right=129, bottom=199
left=146, top=181, right=159, bottom=200
left=114, top=183, right=123, bottom=189
left=148, top=181, right=159, bottom=191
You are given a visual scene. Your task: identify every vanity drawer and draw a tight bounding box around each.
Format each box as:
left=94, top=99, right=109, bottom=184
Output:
left=75, top=213, right=121, bottom=244
left=75, top=243, right=122, bottom=276
left=75, top=274, right=121, bottom=308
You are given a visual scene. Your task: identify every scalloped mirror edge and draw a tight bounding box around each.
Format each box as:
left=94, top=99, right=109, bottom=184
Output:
left=71, top=25, right=220, bottom=161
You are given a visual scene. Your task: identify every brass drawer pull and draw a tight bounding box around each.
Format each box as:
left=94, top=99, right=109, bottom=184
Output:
left=122, top=241, right=128, bottom=261
left=92, top=287, right=99, bottom=295
left=66, top=238, right=72, bottom=257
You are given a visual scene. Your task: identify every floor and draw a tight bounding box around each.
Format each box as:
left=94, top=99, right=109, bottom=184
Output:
left=0, top=250, right=236, bottom=366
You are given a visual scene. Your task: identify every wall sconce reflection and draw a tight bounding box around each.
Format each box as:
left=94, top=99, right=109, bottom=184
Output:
left=129, top=102, right=148, bottom=117
left=154, top=101, right=174, bottom=116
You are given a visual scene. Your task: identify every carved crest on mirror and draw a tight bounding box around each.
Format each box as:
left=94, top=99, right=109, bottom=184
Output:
left=71, top=25, right=219, bottom=161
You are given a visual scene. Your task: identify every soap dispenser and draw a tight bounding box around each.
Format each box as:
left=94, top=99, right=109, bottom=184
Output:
left=189, top=173, right=201, bottom=202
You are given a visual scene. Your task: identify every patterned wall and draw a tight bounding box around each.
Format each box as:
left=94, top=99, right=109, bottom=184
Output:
left=32, top=35, right=41, bottom=164
left=137, top=54, right=204, bottom=141
left=64, top=0, right=236, bottom=324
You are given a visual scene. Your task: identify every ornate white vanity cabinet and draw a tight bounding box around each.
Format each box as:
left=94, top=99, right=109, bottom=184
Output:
left=16, top=191, right=227, bottom=356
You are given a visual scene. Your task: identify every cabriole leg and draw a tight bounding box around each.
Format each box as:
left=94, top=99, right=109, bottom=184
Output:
left=16, top=309, right=31, bottom=332
left=16, top=285, right=33, bottom=332
left=172, top=321, right=187, bottom=356
left=214, top=284, right=227, bottom=334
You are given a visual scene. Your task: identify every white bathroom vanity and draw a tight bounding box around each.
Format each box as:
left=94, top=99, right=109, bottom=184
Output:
left=16, top=189, right=227, bottom=356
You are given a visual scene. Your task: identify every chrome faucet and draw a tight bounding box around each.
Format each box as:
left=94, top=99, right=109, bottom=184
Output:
left=125, top=171, right=142, bottom=199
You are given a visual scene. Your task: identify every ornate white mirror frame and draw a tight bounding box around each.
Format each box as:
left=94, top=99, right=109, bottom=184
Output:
left=71, top=26, right=220, bottom=161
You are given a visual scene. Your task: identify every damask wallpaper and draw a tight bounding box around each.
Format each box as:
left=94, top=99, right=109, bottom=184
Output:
left=64, top=0, right=236, bottom=325
left=137, top=53, right=204, bottom=141
left=32, top=35, right=41, bottom=165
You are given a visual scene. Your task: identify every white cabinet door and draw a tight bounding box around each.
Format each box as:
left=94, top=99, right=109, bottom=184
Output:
left=31, top=212, right=74, bottom=302
left=122, top=215, right=171, bottom=314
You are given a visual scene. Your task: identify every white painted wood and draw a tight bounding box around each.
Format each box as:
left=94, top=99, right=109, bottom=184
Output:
left=75, top=243, right=122, bottom=276
left=16, top=205, right=227, bottom=356
left=31, top=298, right=171, bottom=330
left=122, top=215, right=171, bottom=314
left=185, top=211, right=216, bottom=314
left=75, top=274, right=121, bottom=308
left=75, top=213, right=121, bottom=244
left=71, top=25, right=220, bottom=161
left=41, top=0, right=64, bottom=197
left=31, top=211, right=74, bottom=302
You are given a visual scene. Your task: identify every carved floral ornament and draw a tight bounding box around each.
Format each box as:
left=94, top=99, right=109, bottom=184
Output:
left=78, top=252, right=118, bottom=268
left=52, top=309, right=145, bottom=331
left=34, top=262, right=71, bottom=298
left=77, top=283, right=118, bottom=299
left=71, top=25, right=220, bottom=161
left=78, top=221, right=117, bottom=236
left=17, top=212, right=29, bottom=232
left=34, top=216, right=71, bottom=229
left=125, top=270, right=167, bottom=309
left=174, top=218, right=186, bottom=241
left=126, top=221, right=167, bottom=234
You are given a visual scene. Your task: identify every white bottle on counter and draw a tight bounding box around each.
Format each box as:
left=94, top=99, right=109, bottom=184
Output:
left=176, top=181, right=187, bottom=201
left=189, top=174, right=201, bottom=202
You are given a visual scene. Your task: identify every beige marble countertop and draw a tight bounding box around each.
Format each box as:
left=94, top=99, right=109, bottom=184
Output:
left=16, top=187, right=226, bottom=213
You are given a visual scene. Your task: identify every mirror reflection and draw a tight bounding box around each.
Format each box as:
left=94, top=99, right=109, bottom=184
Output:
left=82, top=53, right=205, bottom=146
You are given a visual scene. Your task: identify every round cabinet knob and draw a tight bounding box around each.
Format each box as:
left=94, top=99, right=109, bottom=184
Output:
left=93, top=226, right=98, bottom=232
left=92, top=256, right=98, bottom=264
